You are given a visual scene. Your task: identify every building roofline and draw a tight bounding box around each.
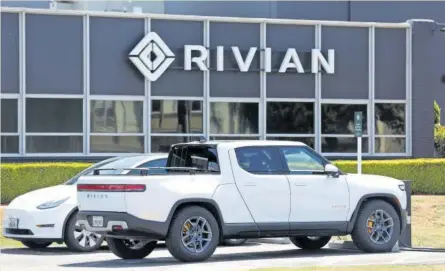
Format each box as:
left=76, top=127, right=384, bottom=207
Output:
left=0, top=6, right=410, bottom=28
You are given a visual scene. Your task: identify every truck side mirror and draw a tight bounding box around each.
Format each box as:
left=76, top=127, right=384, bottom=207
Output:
left=324, top=164, right=340, bottom=178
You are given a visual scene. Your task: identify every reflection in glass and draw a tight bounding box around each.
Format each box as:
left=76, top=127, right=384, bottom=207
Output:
left=26, top=136, right=83, bottom=153
left=321, top=137, right=369, bottom=153
left=375, top=104, right=405, bottom=135
left=151, top=100, right=203, bottom=134
left=266, top=137, right=315, bottom=149
left=91, top=100, right=143, bottom=133
left=322, top=104, right=367, bottom=134
left=375, top=137, right=406, bottom=153
left=210, top=102, right=259, bottom=134
left=26, top=98, right=83, bottom=133
left=90, top=136, right=144, bottom=153
left=1, top=99, right=18, bottom=133
left=151, top=136, right=200, bottom=153
left=1, top=136, right=19, bottom=153
left=267, top=102, right=314, bottom=134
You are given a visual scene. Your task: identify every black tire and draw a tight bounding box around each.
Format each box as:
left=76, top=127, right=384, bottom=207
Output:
left=64, top=211, right=105, bottom=252
left=166, top=206, right=220, bottom=262
left=290, top=236, right=331, bottom=250
left=21, top=241, right=52, bottom=249
left=351, top=199, right=401, bottom=253
left=107, top=238, right=157, bottom=259
left=221, top=239, right=247, bottom=246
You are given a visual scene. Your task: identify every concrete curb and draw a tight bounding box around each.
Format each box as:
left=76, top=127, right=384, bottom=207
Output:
left=327, top=240, right=400, bottom=252
left=248, top=238, right=292, bottom=245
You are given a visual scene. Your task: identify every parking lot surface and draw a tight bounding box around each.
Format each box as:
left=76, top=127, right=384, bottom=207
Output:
left=1, top=242, right=445, bottom=271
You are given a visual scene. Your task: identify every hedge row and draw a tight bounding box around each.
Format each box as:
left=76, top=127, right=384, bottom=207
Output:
left=1, top=159, right=445, bottom=204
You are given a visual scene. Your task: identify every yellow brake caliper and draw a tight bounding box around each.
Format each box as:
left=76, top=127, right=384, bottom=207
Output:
left=367, top=215, right=375, bottom=234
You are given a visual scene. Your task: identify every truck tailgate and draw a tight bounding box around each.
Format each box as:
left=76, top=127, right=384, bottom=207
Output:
left=76, top=175, right=138, bottom=213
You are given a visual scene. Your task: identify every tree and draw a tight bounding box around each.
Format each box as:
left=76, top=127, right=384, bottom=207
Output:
left=434, top=100, right=441, bottom=126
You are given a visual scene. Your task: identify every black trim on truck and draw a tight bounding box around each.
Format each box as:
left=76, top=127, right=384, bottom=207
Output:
left=346, top=193, right=404, bottom=233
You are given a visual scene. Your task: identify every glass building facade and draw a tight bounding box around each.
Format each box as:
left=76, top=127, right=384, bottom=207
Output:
left=0, top=7, right=439, bottom=159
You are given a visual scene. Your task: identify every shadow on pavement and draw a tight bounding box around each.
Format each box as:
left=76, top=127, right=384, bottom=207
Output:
left=0, top=241, right=260, bottom=256
left=60, top=248, right=360, bottom=268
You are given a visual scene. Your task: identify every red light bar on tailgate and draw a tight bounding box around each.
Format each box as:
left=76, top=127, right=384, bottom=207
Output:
left=77, top=184, right=146, bottom=192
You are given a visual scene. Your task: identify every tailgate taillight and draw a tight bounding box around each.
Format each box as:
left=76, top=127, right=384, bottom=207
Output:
left=77, top=184, right=146, bottom=192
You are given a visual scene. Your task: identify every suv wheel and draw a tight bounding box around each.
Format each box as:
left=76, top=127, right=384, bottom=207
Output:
left=166, top=206, right=220, bottom=262
left=21, top=241, right=52, bottom=249
left=290, top=236, right=331, bottom=250
left=107, top=238, right=157, bottom=259
left=351, top=199, right=401, bottom=253
left=64, top=211, right=105, bottom=252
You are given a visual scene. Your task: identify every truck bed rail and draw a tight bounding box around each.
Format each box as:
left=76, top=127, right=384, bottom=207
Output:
left=92, top=167, right=219, bottom=176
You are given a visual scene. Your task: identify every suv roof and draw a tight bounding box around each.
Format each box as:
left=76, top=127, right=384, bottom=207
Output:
left=171, top=140, right=307, bottom=149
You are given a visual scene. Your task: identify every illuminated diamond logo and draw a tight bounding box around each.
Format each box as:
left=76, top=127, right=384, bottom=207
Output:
left=129, top=32, right=175, bottom=82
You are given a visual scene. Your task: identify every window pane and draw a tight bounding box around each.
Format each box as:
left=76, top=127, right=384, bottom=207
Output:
left=266, top=137, right=315, bottom=149
left=375, top=137, right=406, bottom=153
left=1, top=99, right=18, bottom=133
left=151, top=136, right=200, bottom=153
left=267, top=102, right=314, bottom=134
left=90, top=136, right=144, bottom=153
left=151, top=100, right=203, bottom=133
left=1, top=136, right=19, bottom=153
left=210, top=102, right=259, bottom=134
left=26, top=136, right=82, bottom=153
left=26, top=98, right=83, bottom=133
left=322, top=137, right=369, bottom=153
left=322, top=104, right=368, bottom=134
left=91, top=100, right=143, bottom=133
left=279, top=146, right=325, bottom=171
left=235, top=147, right=283, bottom=174
left=375, top=103, right=405, bottom=135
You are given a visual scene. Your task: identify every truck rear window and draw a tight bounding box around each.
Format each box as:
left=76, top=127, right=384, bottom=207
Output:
left=167, top=145, right=220, bottom=173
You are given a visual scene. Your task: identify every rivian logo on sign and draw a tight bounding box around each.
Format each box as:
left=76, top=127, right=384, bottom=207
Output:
left=129, top=32, right=175, bottom=82
left=130, top=32, right=335, bottom=82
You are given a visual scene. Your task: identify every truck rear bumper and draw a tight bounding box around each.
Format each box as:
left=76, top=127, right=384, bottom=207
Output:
left=77, top=211, right=168, bottom=240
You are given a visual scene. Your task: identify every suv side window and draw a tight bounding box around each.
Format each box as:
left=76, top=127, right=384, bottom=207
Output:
left=235, top=146, right=283, bottom=174
left=127, top=158, right=168, bottom=175
left=279, top=146, right=325, bottom=172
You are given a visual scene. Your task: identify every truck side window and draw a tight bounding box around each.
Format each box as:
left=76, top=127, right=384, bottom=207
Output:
left=279, top=146, right=325, bottom=171
left=235, top=147, right=283, bottom=174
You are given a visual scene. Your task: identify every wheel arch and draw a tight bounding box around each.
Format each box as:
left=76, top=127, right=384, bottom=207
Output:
left=166, top=198, right=225, bottom=240
left=61, top=207, right=78, bottom=239
left=347, top=193, right=402, bottom=233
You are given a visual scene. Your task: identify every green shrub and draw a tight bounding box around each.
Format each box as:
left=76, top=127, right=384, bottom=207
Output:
left=1, top=163, right=91, bottom=204
left=1, top=159, right=445, bottom=204
left=333, top=159, right=445, bottom=195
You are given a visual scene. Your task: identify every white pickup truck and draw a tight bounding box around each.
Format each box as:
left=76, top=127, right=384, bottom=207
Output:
left=76, top=140, right=408, bottom=262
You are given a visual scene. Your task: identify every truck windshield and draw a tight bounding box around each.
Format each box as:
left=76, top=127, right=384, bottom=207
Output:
left=167, top=145, right=220, bottom=172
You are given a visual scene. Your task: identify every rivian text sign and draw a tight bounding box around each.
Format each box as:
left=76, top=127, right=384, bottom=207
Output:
left=129, top=32, right=335, bottom=82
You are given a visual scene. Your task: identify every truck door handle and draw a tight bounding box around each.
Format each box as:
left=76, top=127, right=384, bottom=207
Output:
left=244, top=183, right=256, bottom=187
left=294, top=183, right=307, bottom=187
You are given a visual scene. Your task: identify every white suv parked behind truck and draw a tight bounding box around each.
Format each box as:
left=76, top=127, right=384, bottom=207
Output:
left=76, top=140, right=408, bottom=262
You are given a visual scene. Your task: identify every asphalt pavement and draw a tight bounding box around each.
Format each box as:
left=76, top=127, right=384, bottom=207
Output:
left=1, top=242, right=445, bottom=271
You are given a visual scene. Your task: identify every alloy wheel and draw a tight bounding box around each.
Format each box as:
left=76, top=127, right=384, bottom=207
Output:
left=366, top=209, right=395, bottom=245
left=74, top=221, right=102, bottom=248
left=181, top=216, right=213, bottom=253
